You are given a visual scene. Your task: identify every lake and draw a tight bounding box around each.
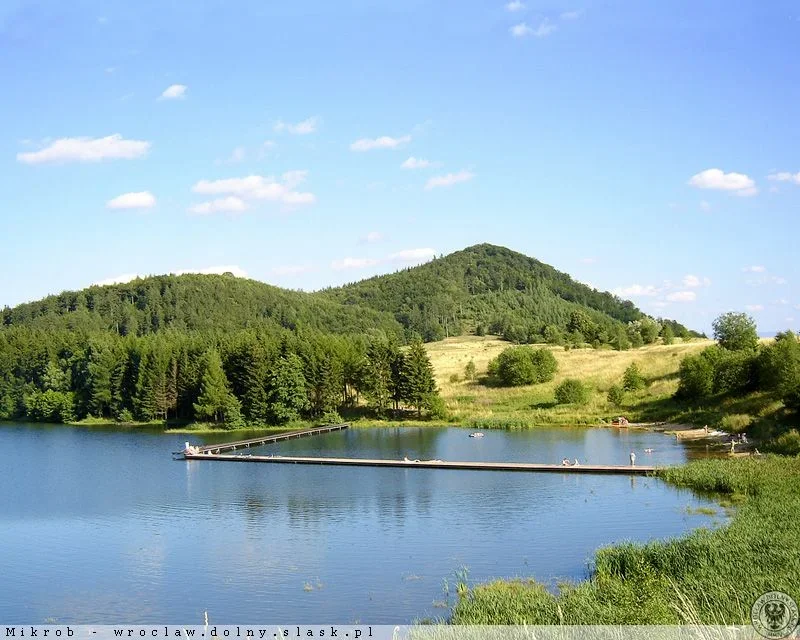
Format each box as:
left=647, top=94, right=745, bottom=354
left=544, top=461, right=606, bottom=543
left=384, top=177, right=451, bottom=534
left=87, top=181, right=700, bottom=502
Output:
left=0, top=422, right=722, bottom=624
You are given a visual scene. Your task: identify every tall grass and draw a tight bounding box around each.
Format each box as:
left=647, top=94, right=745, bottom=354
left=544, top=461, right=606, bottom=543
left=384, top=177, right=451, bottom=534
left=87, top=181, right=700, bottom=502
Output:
left=451, top=455, right=800, bottom=624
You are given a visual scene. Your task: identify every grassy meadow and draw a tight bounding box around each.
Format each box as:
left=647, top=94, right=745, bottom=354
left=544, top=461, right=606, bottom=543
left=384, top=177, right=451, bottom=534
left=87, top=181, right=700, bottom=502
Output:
left=426, top=335, right=784, bottom=431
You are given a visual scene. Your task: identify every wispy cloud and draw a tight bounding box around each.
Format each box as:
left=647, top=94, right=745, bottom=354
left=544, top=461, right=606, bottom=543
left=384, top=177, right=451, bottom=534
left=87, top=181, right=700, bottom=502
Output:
left=93, top=265, right=247, bottom=287
left=350, top=135, right=411, bottom=151
left=768, top=171, right=800, bottom=185
left=190, top=172, right=315, bottom=213
left=511, top=19, right=557, bottom=38
left=666, top=291, right=697, bottom=303
left=700, top=200, right=712, bottom=212
left=688, top=168, right=757, bottom=197
left=425, top=170, right=475, bottom=190
left=17, top=134, right=151, bottom=164
left=106, top=191, right=156, bottom=210
left=274, top=116, right=319, bottom=135
left=360, top=231, right=384, bottom=244
left=745, top=304, right=764, bottom=312
left=159, top=84, right=187, bottom=100
left=331, top=257, right=380, bottom=270
left=217, top=146, right=247, bottom=165
left=742, top=265, right=766, bottom=273
left=401, top=157, right=437, bottom=169
left=612, top=284, right=660, bottom=297
left=505, top=1, right=525, bottom=11
left=389, top=248, right=436, bottom=263
left=188, top=196, right=249, bottom=215
left=560, top=9, right=584, bottom=20
left=682, top=274, right=711, bottom=288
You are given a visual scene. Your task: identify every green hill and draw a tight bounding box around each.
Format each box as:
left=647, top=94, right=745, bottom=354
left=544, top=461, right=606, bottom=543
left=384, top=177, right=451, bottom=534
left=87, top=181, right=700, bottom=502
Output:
left=321, top=244, right=695, bottom=343
left=1, top=273, right=405, bottom=339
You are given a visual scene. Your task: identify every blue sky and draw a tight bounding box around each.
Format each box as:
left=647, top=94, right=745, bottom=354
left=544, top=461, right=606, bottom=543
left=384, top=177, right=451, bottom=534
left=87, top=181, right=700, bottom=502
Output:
left=1, top=0, right=798, bottom=334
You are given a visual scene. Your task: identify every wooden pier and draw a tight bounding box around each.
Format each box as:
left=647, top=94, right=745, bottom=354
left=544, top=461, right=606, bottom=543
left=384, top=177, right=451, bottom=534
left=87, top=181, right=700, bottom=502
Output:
left=189, top=423, right=349, bottom=455
left=182, top=452, right=658, bottom=475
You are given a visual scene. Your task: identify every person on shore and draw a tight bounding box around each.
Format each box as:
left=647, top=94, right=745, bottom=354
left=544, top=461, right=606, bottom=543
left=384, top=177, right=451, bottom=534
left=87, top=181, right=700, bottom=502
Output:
left=573, top=458, right=580, bottom=466
left=704, top=425, right=709, bottom=434
left=629, top=451, right=636, bottom=466
left=562, top=457, right=571, bottom=466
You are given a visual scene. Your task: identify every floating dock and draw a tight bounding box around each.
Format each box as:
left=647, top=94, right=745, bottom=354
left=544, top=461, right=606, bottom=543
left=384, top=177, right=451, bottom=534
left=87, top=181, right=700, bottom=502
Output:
left=182, top=452, right=658, bottom=475
left=188, top=423, right=349, bottom=455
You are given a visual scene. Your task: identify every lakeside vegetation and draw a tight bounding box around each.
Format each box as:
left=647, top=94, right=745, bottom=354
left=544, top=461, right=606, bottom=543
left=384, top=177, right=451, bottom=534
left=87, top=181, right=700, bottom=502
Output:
left=450, top=455, right=800, bottom=624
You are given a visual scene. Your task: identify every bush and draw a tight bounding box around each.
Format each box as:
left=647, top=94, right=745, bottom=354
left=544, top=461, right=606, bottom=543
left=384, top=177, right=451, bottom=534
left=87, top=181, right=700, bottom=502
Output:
left=622, top=363, right=646, bottom=391
left=607, top=384, right=625, bottom=407
left=676, top=353, right=714, bottom=400
left=425, top=393, right=450, bottom=420
left=464, top=359, right=477, bottom=382
left=719, top=414, right=752, bottom=434
left=320, top=410, right=343, bottom=425
left=768, top=429, right=800, bottom=456
left=555, top=378, right=590, bottom=405
left=449, top=373, right=461, bottom=383
left=488, top=346, right=558, bottom=387
left=711, top=349, right=758, bottom=394
left=116, top=408, right=135, bottom=423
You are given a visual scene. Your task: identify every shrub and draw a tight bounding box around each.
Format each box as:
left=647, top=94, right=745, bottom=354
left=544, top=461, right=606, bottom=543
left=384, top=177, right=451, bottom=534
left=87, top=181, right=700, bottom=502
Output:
left=426, top=393, right=450, bottom=420
left=320, top=410, right=343, bottom=425
left=464, top=359, right=477, bottom=382
left=622, top=363, right=646, bottom=391
left=719, top=414, right=752, bottom=434
left=711, top=349, right=758, bottom=394
left=676, top=354, right=714, bottom=400
left=555, top=378, right=590, bottom=405
left=607, top=384, right=625, bottom=407
left=768, top=429, right=800, bottom=456
left=449, top=373, right=461, bottom=384
left=116, top=408, right=135, bottom=423
left=488, top=346, right=558, bottom=387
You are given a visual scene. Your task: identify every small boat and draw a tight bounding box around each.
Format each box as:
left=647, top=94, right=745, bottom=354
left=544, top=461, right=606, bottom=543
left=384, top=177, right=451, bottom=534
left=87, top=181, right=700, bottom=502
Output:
left=644, top=448, right=653, bottom=453
left=469, top=432, right=485, bottom=438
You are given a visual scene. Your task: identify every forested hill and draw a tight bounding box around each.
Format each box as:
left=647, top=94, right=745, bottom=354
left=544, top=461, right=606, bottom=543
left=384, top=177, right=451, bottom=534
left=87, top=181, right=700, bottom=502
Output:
left=321, top=244, right=695, bottom=343
left=0, top=273, right=404, bottom=339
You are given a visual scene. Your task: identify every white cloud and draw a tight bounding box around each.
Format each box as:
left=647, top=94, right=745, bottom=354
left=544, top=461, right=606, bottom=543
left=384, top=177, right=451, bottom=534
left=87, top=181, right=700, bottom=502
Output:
left=742, top=265, right=766, bottom=273
left=505, top=1, right=525, bottom=11
left=331, top=257, right=380, bottom=270
left=92, top=265, right=246, bottom=287
left=159, top=84, right=187, bottom=100
left=510, top=23, right=533, bottom=37
left=401, top=157, right=435, bottom=169
left=682, top=274, right=711, bottom=288
left=528, top=19, right=557, bottom=37
left=700, top=200, right=712, bottom=212
left=350, top=135, right=411, bottom=151
left=17, top=134, right=151, bottom=164
left=229, top=147, right=246, bottom=163
left=389, top=248, right=436, bottom=263
left=666, top=291, right=697, bottom=303
left=93, top=273, right=140, bottom=287
left=745, top=304, right=764, bottom=312
left=560, top=10, right=584, bottom=20
left=688, top=168, right=757, bottom=196
left=274, top=116, right=319, bottom=135
left=775, top=299, right=789, bottom=305
left=361, top=231, right=384, bottom=243
left=106, top=191, right=156, bottom=210
left=425, top=170, right=475, bottom=190
left=188, top=196, right=249, bottom=215
left=190, top=172, right=315, bottom=211
left=768, top=171, right=800, bottom=184
left=612, top=284, right=660, bottom=297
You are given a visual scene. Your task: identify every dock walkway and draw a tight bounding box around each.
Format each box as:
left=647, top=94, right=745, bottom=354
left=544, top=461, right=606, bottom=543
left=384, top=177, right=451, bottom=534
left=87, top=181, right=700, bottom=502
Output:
left=192, top=423, right=349, bottom=455
left=183, top=452, right=658, bottom=475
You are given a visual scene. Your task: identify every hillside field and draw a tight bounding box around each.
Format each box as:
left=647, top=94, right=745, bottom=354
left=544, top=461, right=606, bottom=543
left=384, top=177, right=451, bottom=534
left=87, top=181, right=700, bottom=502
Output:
left=426, top=336, right=782, bottom=429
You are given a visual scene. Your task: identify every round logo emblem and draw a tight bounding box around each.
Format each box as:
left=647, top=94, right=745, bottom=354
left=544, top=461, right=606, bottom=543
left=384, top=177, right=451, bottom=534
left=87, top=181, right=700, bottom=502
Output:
left=752, top=591, right=799, bottom=639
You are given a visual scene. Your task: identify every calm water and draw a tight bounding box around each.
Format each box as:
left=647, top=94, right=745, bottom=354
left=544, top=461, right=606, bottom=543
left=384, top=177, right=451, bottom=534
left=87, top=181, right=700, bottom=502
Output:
left=0, top=423, right=721, bottom=624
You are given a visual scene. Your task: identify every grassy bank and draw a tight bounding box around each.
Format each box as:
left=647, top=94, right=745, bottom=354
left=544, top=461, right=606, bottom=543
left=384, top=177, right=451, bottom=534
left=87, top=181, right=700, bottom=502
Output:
left=451, top=455, right=800, bottom=624
left=428, top=336, right=785, bottom=431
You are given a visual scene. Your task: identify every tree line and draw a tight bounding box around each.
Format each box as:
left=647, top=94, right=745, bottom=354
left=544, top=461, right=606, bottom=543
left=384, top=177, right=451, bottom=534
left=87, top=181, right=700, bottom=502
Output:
left=0, top=326, right=440, bottom=428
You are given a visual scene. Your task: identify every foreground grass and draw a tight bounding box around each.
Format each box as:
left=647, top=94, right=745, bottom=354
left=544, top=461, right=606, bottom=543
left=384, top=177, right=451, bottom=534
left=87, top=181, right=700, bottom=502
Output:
left=428, top=336, right=784, bottom=430
left=451, top=455, right=800, bottom=624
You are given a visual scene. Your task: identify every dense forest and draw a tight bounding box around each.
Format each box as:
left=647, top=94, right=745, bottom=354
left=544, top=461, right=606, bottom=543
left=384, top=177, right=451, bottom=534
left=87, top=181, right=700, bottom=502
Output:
left=0, top=243, right=699, bottom=427
left=322, top=244, right=699, bottom=344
